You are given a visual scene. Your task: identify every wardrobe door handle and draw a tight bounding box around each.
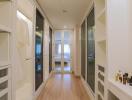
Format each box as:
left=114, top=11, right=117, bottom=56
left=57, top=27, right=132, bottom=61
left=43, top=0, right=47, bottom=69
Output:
left=25, top=58, right=30, bottom=60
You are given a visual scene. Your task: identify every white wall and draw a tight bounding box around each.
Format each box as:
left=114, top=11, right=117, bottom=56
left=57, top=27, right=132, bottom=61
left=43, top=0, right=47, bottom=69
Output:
left=73, top=26, right=81, bottom=76
left=107, top=0, right=132, bottom=79
left=14, top=0, right=35, bottom=100
left=44, top=19, right=50, bottom=81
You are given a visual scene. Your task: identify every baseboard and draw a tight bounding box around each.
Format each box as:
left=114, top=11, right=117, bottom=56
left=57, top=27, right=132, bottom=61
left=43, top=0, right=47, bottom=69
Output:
left=34, top=82, right=45, bottom=100
left=81, top=77, right=95, bottom=100
left=34, top=71, right=53, bottom=100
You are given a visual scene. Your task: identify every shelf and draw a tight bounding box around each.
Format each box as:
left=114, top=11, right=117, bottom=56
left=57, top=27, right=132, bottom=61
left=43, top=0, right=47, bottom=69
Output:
left=98, top=71, right=105, bottom=78
left=97, top=38, right=106, bottom=43
left=98, top=79, right=104, bottom=86
left=108, top=79, right=132, bottom=100
left=98, top=80, right=105, bottom=97
left=0, top=61, right=11, bottom=67
left=0, top=33, right=10, bottom=62
left=0, top=81, right=8, bottom=92
left=0, top=24, right=11, bottom=33
left=98, top=72, right=105, bottom=82
left=0, top=93, right=8, bottom=100
left=108, top=90, right=119, bottom=100
left=97, top=63, right=106, bottom=68
left=0, top=88, right=8, bottom=98
left=97, top=8, right=106, bottom=24
left=95, top=0, right=105, bottom=16
left=0, top=76, right=8, bottom=84
left=98, top=91, right=104, bottom=100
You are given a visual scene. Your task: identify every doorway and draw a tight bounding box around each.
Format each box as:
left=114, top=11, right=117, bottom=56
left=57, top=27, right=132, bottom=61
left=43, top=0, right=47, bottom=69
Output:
left=53, top=30, right=72, bottom=73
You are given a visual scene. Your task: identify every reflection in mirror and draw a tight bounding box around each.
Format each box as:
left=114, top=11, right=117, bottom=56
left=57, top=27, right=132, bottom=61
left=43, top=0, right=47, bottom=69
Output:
left=87, top=8, right=95, bottom=92
left=81, top=21, right=86, bottom=79
left=35, top=9, right=44, bottom=91
left=49, top=27, right=52, bottom=73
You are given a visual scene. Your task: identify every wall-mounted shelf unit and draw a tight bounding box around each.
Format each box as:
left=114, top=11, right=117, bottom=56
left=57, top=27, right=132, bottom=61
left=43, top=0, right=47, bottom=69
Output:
left=94, top=0, right=132, bottom=100
left=0, top=66, right=11, bottom=100
left=108, top=90, right=119, bottom=100
left=97, top=65, right=105, bottom=100
left=95, top=0, right=107, bottom=100
left=0, top=62, right=11, bottom=68
left=0, top=0, right=13, bottom=100
left=82, top=0, right=132, bottom=100
left=96, top=38, right=106, bottom=43
left=97, top=8, right=105, bottom=24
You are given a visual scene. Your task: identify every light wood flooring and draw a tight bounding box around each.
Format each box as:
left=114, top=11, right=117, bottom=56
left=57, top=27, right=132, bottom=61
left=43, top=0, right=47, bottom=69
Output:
left=37, top=74, right=90, bottom=100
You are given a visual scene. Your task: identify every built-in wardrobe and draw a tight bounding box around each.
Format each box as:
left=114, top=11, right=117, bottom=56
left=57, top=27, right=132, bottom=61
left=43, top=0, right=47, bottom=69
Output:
left=81, top=7, right=95, bottom=93
left=81, top=0, right=132, bottom=100
left=81, top=21, right=86, bottom=79
left=0, top=0, right=35, bottom=100
left=0, top=0, right=53, bottom=100
left=35, top=9, right=44, bottom=91
left=49, top=27, right=53, bottom=73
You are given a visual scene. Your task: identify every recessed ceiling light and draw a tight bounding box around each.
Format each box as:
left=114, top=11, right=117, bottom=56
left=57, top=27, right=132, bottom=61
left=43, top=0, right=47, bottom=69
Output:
left=64, top=26, right=67, bottom=28
left=62, top=9, right=68, bottom=13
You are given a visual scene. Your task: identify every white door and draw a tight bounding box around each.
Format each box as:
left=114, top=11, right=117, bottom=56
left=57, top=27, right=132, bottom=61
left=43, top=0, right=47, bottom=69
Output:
left=53, top=30, right=72, bottom=73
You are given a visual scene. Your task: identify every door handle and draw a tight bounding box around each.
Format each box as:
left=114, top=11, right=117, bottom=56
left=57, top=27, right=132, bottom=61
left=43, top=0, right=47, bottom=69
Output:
left=25, top=58, right=30, bottom=60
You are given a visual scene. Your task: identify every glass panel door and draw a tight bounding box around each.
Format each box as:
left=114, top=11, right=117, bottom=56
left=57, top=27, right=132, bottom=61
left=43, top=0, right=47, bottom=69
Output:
left=53, top=31, right=72, bottom=73
left=54, top=32, right=62, bottom=72
left=81, top=21, right=86, bottom=79
left=35, top=9, right=44, bottom=91
left=49, top=27, right=52, bottom=73
left=63, top=31, right=71, bottom=72
left=87, top=8, right=95, bottom=93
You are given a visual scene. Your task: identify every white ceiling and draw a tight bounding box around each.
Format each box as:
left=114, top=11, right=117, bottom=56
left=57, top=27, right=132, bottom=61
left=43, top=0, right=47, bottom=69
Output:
left=37, top=0, right=91, bottom=29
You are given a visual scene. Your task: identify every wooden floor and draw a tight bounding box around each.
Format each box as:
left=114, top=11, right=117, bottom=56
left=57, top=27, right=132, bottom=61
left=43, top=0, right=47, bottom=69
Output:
left=37, top=74, right=90, bottom=100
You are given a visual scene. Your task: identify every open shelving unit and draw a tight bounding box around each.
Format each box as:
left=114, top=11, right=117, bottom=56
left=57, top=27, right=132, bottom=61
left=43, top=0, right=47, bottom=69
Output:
left=0, top=0, right=13, bottom=100
left=105, top=0, right=132, bottom=100
left=0, top=65, right=11, bottom=100
left=95, top=0, right=106, bottom=100
left=94, top=0, right=132, bottom=100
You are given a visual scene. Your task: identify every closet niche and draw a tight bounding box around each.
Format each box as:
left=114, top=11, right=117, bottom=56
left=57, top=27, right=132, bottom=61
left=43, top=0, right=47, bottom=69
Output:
left=15, top=0, right=34, bottom=100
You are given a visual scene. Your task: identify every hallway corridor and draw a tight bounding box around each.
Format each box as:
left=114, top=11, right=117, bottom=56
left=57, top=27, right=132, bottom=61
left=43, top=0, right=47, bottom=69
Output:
left=37, top=74, right=90, bottom=100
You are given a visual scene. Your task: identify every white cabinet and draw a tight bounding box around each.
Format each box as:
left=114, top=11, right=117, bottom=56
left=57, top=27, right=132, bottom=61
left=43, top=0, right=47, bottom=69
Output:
left=0, top=66, right=11, bottom=100
left=0, top=0, right=13, bottom=100
left=94, top=0, right=132, bottom=100
left=94, top=0, right=107, bottom=100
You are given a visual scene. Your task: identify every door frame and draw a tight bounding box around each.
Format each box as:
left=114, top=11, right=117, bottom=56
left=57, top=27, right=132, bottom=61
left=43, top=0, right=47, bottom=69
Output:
left=53, top=30, right=73, bottom=73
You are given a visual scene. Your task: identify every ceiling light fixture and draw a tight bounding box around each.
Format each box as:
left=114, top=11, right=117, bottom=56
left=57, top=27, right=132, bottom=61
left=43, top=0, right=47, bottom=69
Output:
left=64, top=26, right=67, bottom=28
left=62, top=9, right=68, bottom=13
